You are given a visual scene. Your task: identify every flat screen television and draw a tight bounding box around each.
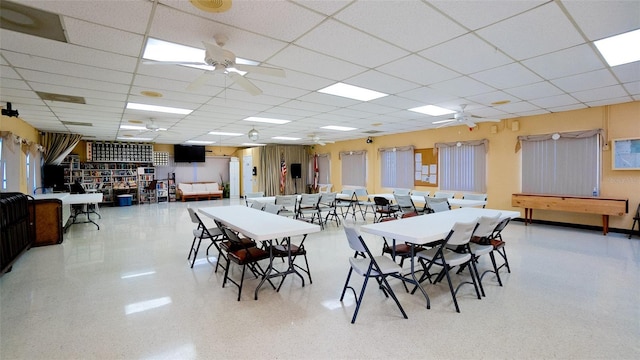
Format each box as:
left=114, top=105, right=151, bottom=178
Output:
left=174, top=144, right=206, bottom=163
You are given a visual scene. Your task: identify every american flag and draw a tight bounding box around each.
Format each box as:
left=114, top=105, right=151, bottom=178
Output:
left=313, top=153, right=319, bottom=191
left=280, top=159, right=287, bottom=194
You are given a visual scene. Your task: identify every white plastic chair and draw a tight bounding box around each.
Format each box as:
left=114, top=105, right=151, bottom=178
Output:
left=340, top=223, right=408, bottom=324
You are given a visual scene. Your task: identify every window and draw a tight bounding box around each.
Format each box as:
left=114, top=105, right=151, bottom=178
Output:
left=340, top=151, right=366, bottom=187
left=438, top=141, right=487, bottom=193
left=521, top=131, right=600, bottom=196
left=381, top=147, right=414, bottom=189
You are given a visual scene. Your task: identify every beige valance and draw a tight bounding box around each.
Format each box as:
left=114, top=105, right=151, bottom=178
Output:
left=378, top=145, right=414, bottom=153
left=434, top=139, right=488, bottom=154
left=339, top=150, right=366, bottom=159
left=515, top=129, right=603, bottom=152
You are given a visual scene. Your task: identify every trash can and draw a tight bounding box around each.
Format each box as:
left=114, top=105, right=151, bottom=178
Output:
left=117, top=194, right=133, bottom=206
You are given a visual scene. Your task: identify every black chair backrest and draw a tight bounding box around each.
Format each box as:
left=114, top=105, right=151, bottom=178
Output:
left=374, top=196, right=390, bottom=206
left=70, top=180, right=85, bottom=194
left=491, top=217, right=511, bottom=240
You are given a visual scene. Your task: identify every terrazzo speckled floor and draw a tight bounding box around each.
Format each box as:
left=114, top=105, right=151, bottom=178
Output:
left=1, top=198, right=638, bottom=359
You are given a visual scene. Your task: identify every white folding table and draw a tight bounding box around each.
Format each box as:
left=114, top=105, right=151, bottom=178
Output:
left=33, top=193, right=103, bottom=231
left=199, top=205, right=321, bottom=299
left=360, top=208, right=520, bottom=308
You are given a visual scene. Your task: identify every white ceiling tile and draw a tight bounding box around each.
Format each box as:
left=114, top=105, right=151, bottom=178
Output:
left=378, top=55, right=460, bottom=86
left=430, top=0, right=547, bottom=30
left=624, top=81, right=640, bottom=95
left=464, top=91, right=522, bottom=106
left=528, top=94, right=579, bottom=108
left=551, top=69, right=619, bottom=93
left=296, top=19, right=408, bottom=68
left=429, top=76, right=496, bottom=98
left=471, top=63, right=542, bottom=89
left=291, top=0, right=351, bottom=16
left=0, top=65, right=21, bottom=79
left=585, top=97, right=633, bottom=107
left=269, top=45, right=366, bottom=81
left=494, top=101, right=541, bottom=114
left=420, top=33, right=513, bottom=75
left=335, top=1, right=466, bottom=52
left=476, top=2, right=584, bottom=60
left=547, top=103, right=589, bottom=113
left=504, top=81, right=565, bottom=100
left=346, top=70, right=419, bottom=95
left=562, top=0, right=640, bottom=40
left=611, top=62, right=640, bottom=83
left=0, top=30, right=138, bottom=72
left=522, top=44, right=607, bottom=79
left=64, top=18, right=144, bottom=57
left=571, top=85, right=630, bottom=103
left=0, top=78, right=30, bottom=90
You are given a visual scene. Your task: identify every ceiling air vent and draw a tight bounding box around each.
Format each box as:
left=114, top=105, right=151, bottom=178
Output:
left=62, top=121, right=93, bottom=127
left=0, top=0, right=67, bottom=42
left=37, top=92, right=86, bottom=104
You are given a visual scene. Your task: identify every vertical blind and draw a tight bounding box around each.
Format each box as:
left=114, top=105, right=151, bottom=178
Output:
left=341, top=151, right=366, bottom=187
left=380, top=148, right=414, bottom=189
left=439, top=142, right=486, bottom=192
left=522, top=135, right=599, bottom=196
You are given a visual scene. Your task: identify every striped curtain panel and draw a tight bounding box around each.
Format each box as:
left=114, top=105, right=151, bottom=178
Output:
left=40, top=132, right=82, bottom=165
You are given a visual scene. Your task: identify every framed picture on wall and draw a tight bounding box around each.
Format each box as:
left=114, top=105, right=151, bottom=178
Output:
left=612, top=138, right=640, bottom=170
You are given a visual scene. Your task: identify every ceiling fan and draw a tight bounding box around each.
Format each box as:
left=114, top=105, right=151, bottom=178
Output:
left=123, top=118, right=174, bottom=134
left=434, top=104, right=499, bottom=128
left=148, top=35, right=285, bottom=95
left=309, top=134, right=335, bottom=146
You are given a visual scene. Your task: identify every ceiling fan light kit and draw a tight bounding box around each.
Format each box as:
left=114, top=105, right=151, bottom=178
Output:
left=189, top=0, right=232, bottom=13
left=248, top=128, right=259, bottom=141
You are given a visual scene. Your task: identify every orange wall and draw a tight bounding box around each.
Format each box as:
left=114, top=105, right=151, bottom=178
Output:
left=320, top=101, right=640, bottom=230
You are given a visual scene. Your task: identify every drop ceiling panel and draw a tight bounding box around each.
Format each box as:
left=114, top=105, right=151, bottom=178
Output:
left=528, top=94, right=579, bottom=108
left=562, top=0, right=640, bottom=40
left=476, top=2, right=584, bottom=60
left=471, top=63, right=542, bottom=89
left=4, top=52, right=134, bottom=84
left=20, top=70, right=131, bottom=94
left=551, top=69, right=619, bottom=93
left=291, top=0, right=351, bottom=16
left=586, top=96, right=633, bottom=107
left=522, top=44, right=606, bottom=80
left=419, top=33, right=513, bottom=75
left=268, top=45, right=367, bottom=81
left=429, top=76, right=497, bottom=98
left=571, top=85, right=630, bottom=103
left=0, top=30, right=138, bottom=72
left=63, top=18, right=144, bottom=57
left=464, top=91, right=522, bottom=107
left=430, top=0, right=547, bottom=31
left=13, top=0, right=153, bottom=34
left=611, top=62, right=640, bottom=83
left=624, top=81, right=640, bottom=95
left=31, top=84, right=127, bottom=102
left=378, top=55, right=460, bottom=86
left=162, top=0, right=325, bottom=43
left=504, top=81, right=565, bottom=100
left=0, top=78, right=30, bottom=90
left=335, top=1, right=466, bottom=52
left=346, top=70, right=419, bottom=95
left=296, top=19, right=408, bottom=68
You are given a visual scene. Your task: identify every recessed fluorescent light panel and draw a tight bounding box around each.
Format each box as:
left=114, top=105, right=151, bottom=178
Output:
left=243, top=116, right=290, bottom=124
left=143, top=38, right=257, bottom=73
left=318, top=83, right=388, bottom=101
left=432, top=119, right=455, bottom=124
left=127, top=102, right=192, bottom=115
left=117, top=137, right=152, bottom=141
left=241, top=143, right=267, bottom=146
left=120, top=125, right=147, bottom=130
left=594, top=29, right=640, bottom=67
left=186, top=140, right=214, bottom=145
left=321, top=125, right=356, bottom=131
left=272, top=136, right=300, bottom=141
left=208, top=131, right=243, bottom=136
left=409, top=105, right=456, bottom=116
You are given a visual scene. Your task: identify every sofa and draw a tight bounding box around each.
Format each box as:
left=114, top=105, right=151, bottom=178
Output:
left=177, top=182, right=223, bottom=201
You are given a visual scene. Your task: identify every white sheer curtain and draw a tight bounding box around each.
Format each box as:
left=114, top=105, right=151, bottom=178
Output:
left=521, top=133, right=599, bottom=196
left=340, top=151, right=366, bottom=187
left=438, top=142, right=487, bottom=192
left=380, top=147, right=414, bottom=189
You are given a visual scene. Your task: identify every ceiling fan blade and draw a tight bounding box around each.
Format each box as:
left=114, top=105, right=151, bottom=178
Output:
left=464, top=120, right=477, bottom=128
left=234, top=64, right=285, bottom=77
left=318, top=141, right=326, bottom=146
left=186, top=72, right=213, bottom=91
left=202, top=41, right=225, bottom=60
left=228, top=72, right=262, bottom=95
